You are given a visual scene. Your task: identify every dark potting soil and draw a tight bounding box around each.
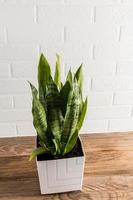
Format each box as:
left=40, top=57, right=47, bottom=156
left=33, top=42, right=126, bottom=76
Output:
left=37, top=137, right=84, bottom=161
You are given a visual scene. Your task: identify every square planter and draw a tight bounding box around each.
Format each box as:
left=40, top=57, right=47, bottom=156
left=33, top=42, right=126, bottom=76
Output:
left=36, top=137, right=85, bottom=194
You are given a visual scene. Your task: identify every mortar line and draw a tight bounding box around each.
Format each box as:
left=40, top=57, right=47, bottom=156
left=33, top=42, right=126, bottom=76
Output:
left=34, top=5, right=38, bottom=24
left=90, top=6, right=96, bottom=24
left=117, top=26, right=122, bottom=42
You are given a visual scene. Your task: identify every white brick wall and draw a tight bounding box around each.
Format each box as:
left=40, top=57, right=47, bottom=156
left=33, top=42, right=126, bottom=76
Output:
left=0, top=0, right=133, bottom=137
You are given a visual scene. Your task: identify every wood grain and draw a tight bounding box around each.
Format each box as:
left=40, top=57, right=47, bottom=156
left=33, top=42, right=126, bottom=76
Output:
left=1, top=132, right=133, bottom=199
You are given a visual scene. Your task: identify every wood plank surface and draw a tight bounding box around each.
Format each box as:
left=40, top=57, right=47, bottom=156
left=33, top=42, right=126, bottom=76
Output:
left=0, top=132, right=133, bottom=199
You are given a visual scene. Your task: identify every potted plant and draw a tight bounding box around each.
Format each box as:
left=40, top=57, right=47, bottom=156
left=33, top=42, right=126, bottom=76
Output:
left=29, top=53, right=88, bottom=194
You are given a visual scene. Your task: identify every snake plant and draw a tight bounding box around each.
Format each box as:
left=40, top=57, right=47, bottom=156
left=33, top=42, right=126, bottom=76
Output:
left=29, top=53, right=88, bottom=160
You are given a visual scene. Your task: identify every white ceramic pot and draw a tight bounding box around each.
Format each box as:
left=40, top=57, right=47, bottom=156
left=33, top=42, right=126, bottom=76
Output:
left=36, top=138, right=85, bottom=194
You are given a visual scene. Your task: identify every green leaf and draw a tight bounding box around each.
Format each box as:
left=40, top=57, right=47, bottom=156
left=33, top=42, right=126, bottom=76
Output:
left=63, top=129, right=79, bottom=155
left=46, top=76, right=63, bottom=144
left=54, top=54, right=61, bottom=90
left=38, top=53, right=51, bottom=97
left=77, top=97, right=88, bottom=131
left=60, top=81, right=71, bottom=117
left=74, top=64, right=83, bottom=90
left=29, top=147, right=48, bottom=161
left=29, top=82, right=48, bottom=142
left=66, top=69, right=72, bottom=85
left=52, top=139, right=61, bottom=155
left=61, top=81, right=80, bottom=151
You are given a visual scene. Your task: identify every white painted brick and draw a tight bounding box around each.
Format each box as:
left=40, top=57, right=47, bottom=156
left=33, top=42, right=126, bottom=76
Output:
left=95, top=43, right=133, bottom=60
left=13, top=95, right=31, bottom=108
left=117, top=61, right=133, bottom=76
left=38, top=5, right=92, bottom=27
left=123, top=0, right=133, bottom=3
left=4, top=0, right=36, bottom=3
left=89, top=92, right=113, bottom=106
left=0, top=4, right=34, bottom=27
left=0, top=110, right=32, bottom=122
left=4, top=0, right=62, bottom=3
left=96, top=5, right=133, bottom=25
left=92, top=78, right=115, bottom=91
left=65, top=0, right=120, bottom=5
left=66, top=24, right=118, bottom=44
left=81, top=119, right=108, bottom=133
left=0, top=45, right=37, bottom=61
left=16, top=122, right=35, bottom=136
left=92, top=77, right=133, bottom=91
left=11, top=62, right=37, bottom=78
left=0, top=63, right=10, bottom=77
left=88, top=106, right=131, bottom=120
left=121, top=25, right=133, bottom=43
left=0, top=79, right=36, bottom=94
left=0, top=123, right=16, bottom=137
left=115, top=78, right=133, bottom=90
left=0, top=96, right=13, bottom=109
left=7, top=24, right=62, bottom=44
left=36, top=0, right=63, bottom=4
left=88, top=60, right=116, bottom=76
left=114, top=92, right=133, bottom=105
left=109, top=119, right=133, bottom=131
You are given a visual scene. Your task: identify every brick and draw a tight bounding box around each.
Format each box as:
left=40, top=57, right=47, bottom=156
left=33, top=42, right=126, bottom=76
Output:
left=0, top=110, right=32, bottom=122
left=0, top=123, right=16, bottom=137
left=4, top=0, right=36, bottom=3
left=65, top=0, right=120, bottom=5
left=0, top=4, right=34, bottom=27
left=0, top=63, right=10, bottom=77
left=114, top=92, right=133, bottom=105
left=16, top=122, right=35, bottom=136
left=109, top=119, right=133, bottom=131
left=92, top=78, right=115, bottom=91
left=14, top=95, right=31, bottom=108
left=38, top=5, right=92, bottom=27
left=0, top=79, right=36, bottom=94
left=117, top=61, right=133, bottom=76
left=96, top=5, right=133, bottom=25
left=0, top=96, right=13, bottom=109
left=7, top=24, right=62, bottom=44
left=121, top=25, right=133, bottom=43
left=80, top=119, right=108, bottom=133
left=95, top=43, right=133, bottom=60
left=0, top=45, right=37, bottom=61
left=11, top=61, right=37, bottom=78
left=89, top=92, right=113, bottom=106
left=88, top=106, right=131, bottom=120
left=92, top=77, right=133, bottom=91
left=123, top=0, right=133, bottom=3
left=36, top=0, right=63, bottom=4
left=115, top=78, right=133, bottom=90
left=66, top=24, right=118, bottom=44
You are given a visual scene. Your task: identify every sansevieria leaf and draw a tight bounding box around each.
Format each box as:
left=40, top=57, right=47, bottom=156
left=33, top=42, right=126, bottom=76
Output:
left=66, top=69, right=72, bottom=85
left=61, top=81, right=80, bottom=151
left=29, top=82, right=47, bottom=142
left=54, top=54, right=61, bottom=90
left=63, top=129, right=79, bottom=155
left=77, top=97, right=88, bottom=131
left=29, top=147, right=48, bottom=161
left=46, top=76, right=63, bottom=144
left=60, top=81, right=71, bottom=117
left=74, top=64, right=83, bottom=90
left=38, top=53, right=51, bottom=97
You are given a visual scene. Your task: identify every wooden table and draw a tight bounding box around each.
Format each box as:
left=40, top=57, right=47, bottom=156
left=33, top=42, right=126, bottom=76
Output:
left=1, top=132, right=133, bottom=200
